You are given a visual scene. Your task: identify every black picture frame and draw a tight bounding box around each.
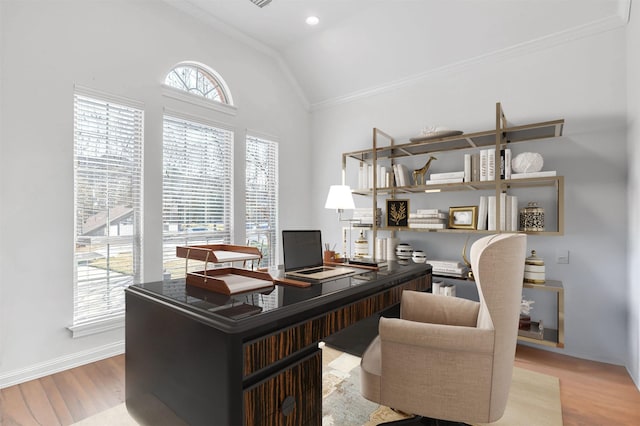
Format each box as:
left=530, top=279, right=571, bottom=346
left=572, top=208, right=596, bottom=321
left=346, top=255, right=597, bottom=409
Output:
left=386, top=199, right=409, bottom=228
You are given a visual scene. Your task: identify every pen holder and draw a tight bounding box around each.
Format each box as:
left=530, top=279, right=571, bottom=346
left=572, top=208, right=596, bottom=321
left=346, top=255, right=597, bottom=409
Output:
left=323, top=250, right=336, bottom=262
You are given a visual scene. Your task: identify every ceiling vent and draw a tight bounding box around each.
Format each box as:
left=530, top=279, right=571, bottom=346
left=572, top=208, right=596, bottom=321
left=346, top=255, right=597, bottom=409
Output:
left=250, top=0, right=272, bottom=7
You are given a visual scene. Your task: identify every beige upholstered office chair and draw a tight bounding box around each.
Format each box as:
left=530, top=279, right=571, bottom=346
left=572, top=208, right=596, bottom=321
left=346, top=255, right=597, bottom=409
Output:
left=360, top=233, right=527, bottom=425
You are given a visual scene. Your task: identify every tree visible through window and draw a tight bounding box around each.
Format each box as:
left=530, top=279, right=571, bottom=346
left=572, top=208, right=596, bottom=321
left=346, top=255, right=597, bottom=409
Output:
left=164, top=62, right=231, bottom=104
left=246, top=135, right=278, bottom=268
left=162, top=116, right=234, bottom=278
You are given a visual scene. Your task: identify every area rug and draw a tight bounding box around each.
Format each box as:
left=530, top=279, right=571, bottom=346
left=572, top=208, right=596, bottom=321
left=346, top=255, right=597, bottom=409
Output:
left=75, top=346, right=562, bottom=426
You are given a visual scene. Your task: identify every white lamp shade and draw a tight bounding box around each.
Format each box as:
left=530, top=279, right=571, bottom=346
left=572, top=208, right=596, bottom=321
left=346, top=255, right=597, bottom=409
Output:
left=324, top=185, right=355, bottom=210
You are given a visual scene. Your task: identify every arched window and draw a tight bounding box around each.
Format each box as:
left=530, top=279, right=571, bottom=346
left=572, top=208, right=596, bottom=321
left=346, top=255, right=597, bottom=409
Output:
left=164, top=62, right=232, bottom=105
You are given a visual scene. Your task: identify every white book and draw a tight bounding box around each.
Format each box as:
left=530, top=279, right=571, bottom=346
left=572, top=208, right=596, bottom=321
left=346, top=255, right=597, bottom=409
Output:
left=464, top=154, right=471, bottom=182
left=429, top=171, right=465, bottom=180
left=396, top=164, right=410, bottom=187
left=488, top=195, right=496, bottom=231
left=427, top=260, right=466, bottom=268
left=409, top=212, right=447, bottom=219
left=408, top=223, right=447, bottom=229
left=416, top=208, right=442, bottom=215
left=504, top=148, right=512, bottom=180
left=499, top=192, right=507, bottom=231
left=408, top=218, right=446, bottom=224
left=510, top=170, right=557, bottom=179
left=480, top=149, right=488, bottom=181
left=367, top=165, right=376, bottom=189
left=510, top=195, right=518, bottom=231
left=488, top=149, right=496, bottom=181
left=505, top=194, right=512, bottom=231
left=425, top=177, right=463, bottom=185
left=432, top=266, right=469, bottom=274
left=393, top=164, right=401, bottom=187
left=477, top=195, right=488, bottom=231
left=380, top=166, right=387, bottom=188
left=472, top=153, right=480, bottom=181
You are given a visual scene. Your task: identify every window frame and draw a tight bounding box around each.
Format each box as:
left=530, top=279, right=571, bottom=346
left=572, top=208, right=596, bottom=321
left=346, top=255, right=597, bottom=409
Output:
left=70, top=85, right=144, bottom=338
left=162, top=61, right=237, bottom=116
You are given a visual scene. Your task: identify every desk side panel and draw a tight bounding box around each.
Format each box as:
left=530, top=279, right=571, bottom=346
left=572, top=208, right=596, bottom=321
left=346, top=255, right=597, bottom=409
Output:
left=126, top=291, right=244, bottom=425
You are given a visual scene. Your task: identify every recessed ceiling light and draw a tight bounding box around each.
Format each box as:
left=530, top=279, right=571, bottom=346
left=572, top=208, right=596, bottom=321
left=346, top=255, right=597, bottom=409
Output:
left=305, top=16, right=320, bottom=26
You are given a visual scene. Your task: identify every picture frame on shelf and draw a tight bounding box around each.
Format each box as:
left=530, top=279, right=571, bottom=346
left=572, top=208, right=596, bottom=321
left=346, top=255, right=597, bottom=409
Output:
left=386, top=199, right=409, bottom=228
left=448, top=206, right=478, bottom=230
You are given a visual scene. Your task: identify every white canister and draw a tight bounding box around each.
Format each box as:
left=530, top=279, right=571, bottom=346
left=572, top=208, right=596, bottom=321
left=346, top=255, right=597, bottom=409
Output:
left=386, top=237, right=398, bottom=260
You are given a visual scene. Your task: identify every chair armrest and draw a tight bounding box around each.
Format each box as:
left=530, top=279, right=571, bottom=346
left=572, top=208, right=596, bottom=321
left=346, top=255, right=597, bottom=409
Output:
left=379, top=317, right=494, bottom=354
left=401, top=290, right=480, bottom=327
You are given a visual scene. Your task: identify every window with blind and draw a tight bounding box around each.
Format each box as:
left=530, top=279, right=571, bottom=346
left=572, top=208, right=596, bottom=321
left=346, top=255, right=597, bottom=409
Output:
left=246, top=135, right=278, bottom=268
left=162, top=115, right=234, bottom=278
left=72, top=90, right=143, bottom=334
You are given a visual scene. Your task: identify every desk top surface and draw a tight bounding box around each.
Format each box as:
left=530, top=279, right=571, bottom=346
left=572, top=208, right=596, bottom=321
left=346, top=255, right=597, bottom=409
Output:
left=127, top=261, right=431, bottom=333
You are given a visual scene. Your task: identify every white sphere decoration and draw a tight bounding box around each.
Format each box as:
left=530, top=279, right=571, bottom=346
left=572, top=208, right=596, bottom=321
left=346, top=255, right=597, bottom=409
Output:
left=512, top=152, right=544, bottom=173
left=412, top=250, right=427, bottom=263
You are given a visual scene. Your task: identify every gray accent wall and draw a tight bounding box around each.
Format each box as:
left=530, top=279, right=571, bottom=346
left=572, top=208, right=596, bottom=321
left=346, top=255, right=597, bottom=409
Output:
left=311, top=26, right=630, bottom=368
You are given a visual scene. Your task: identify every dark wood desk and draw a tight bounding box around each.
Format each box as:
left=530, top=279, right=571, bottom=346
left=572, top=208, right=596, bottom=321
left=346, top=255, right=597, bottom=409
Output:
left=125, top=262, right=431, bottom=425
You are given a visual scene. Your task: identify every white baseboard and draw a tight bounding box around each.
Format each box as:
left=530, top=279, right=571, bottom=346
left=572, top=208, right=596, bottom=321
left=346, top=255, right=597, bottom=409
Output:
left=0, top=340, right=124, bottom=389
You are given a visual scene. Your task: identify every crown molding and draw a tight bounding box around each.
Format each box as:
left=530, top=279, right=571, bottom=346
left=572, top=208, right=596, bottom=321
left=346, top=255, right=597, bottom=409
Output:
left=310, top=9, right=631, bottom=112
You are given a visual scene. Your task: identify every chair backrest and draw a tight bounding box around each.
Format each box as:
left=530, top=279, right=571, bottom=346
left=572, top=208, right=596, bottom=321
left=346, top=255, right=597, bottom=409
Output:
left=470, top=233, right=527, bottom=421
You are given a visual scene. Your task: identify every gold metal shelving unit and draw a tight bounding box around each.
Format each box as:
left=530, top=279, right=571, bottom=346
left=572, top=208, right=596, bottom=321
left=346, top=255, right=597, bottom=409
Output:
left=341, top=102, right=566, bottom=259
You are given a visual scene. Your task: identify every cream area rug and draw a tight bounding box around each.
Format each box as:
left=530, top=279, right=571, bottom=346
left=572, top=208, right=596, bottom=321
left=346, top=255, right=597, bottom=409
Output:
left=76, top=346, right=562, bottom=426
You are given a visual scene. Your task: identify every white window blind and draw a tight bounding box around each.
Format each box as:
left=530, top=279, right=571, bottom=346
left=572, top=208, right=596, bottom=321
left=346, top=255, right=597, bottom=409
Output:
left=162, top=115, right=234, bottom=279
left=245, top=135, right=278, bottom=268
left=73, top=91, right=143, bottom=331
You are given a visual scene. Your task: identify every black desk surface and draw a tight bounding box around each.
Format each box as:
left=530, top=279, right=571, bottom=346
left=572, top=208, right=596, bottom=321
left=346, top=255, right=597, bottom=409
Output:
left=126, top=261, right=431, bottom=334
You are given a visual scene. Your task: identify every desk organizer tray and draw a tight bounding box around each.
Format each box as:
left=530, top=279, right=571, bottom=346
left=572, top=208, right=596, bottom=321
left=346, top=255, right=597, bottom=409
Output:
left=186, top=267, right=274, bottom=295
left=176, top=244, right=262, bottom=264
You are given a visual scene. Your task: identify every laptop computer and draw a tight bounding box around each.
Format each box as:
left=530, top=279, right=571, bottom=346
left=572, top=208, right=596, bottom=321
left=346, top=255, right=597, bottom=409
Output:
left=282, top=230, right=355, bottom=281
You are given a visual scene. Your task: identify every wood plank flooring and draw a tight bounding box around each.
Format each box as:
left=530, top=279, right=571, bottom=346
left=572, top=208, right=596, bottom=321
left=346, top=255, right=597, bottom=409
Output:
left=1, top=345, right=639, bottom=425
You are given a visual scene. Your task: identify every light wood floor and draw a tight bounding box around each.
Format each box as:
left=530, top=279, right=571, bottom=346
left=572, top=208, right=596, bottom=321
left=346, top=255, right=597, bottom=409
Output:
left=1, top=345, right=639, bottom=425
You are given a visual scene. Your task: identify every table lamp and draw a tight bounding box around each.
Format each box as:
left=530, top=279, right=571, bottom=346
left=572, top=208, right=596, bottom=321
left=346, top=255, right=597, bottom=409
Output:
left=325, top=185, right=358, bottom=261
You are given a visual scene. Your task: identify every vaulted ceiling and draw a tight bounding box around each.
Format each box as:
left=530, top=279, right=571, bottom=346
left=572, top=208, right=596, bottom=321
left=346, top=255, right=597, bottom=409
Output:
left=165, top=0, right=629, bottom=108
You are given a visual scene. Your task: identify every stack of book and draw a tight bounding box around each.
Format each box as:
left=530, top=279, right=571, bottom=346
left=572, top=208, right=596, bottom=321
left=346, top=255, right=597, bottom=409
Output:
left=425, top=171, right=464, bottom=185
left=408, top=209, right=448, bottom=229
left=427, top=259, right=469, bottom=278
left=358, top=164, right=394, bottom=189
left=432, top=280, right=457, bottom=296
left=477, top=194, right=518, bottom=231
left=353, top=207, right=382, bottom=227
left=392, top=163, right=411, bottom=187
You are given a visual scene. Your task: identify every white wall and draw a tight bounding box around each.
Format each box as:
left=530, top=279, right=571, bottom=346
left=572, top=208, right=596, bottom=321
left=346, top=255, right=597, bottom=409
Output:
left=627, top=0, right=640, bottom=388
left=311, top=26, right=629, bottom=365
left=0, top=0, right=310, bottom=386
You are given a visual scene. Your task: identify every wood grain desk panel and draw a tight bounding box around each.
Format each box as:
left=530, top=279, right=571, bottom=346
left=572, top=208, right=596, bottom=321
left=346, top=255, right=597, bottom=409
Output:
left=243, top=275, right=430, bottom=377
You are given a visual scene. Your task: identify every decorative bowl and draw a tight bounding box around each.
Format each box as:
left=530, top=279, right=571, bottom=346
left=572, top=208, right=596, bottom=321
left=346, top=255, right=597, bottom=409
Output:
left=412, top=250, right=427, bottom=263
left=395, top=243, right=413, bottom=260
